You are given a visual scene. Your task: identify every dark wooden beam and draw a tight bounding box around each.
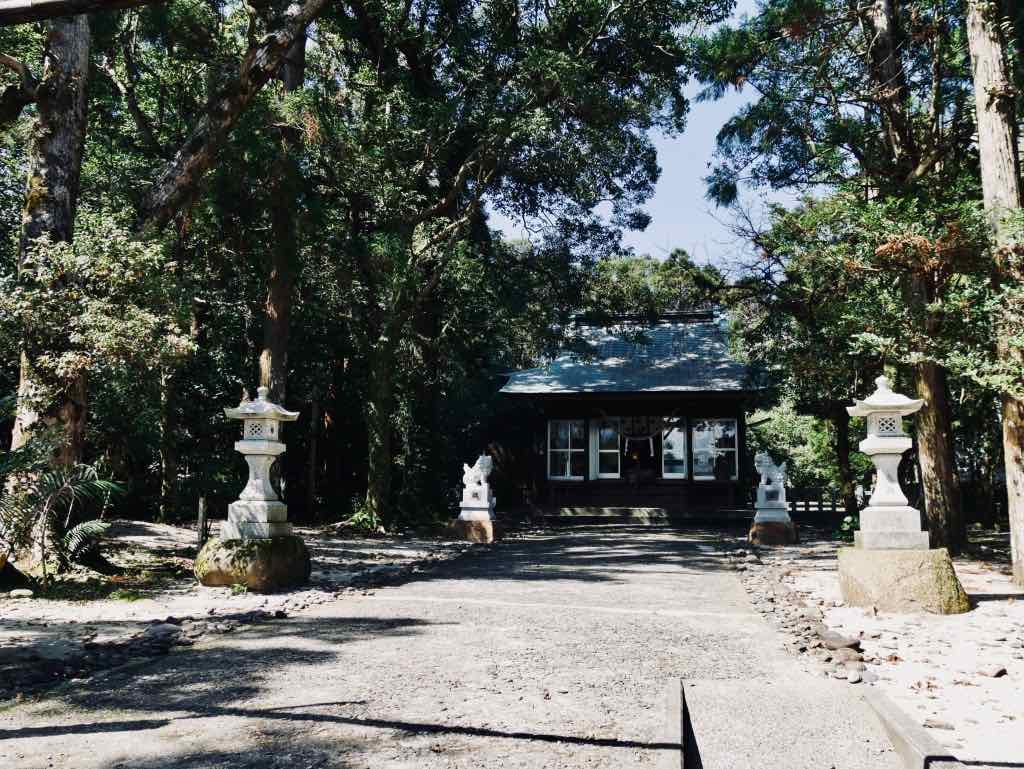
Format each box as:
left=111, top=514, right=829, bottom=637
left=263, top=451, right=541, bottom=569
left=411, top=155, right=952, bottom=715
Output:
left=0, top=0, right=162, bottom=26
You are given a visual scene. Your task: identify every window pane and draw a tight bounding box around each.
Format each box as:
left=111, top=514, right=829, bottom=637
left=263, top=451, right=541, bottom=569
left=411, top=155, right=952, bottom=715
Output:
left=599, top=452, right=619, bottom=475
left=664, top=455, right=687, bottom=476
left=570, top=421, right=585, bottom=445
left=714, top=451, right=737, bottom=480
left=549, top=450, right=568, bottom=478
left=663, top=422, right=687, bottom=477
left=550, top=421, right=569, bottom=450
left=693, top=451, right=715, bottom=479
left=569, top=451, right=586, bottom=478
left=693, top=419, right=737, bottom=451
left=599, top=421, right=619, bottom=451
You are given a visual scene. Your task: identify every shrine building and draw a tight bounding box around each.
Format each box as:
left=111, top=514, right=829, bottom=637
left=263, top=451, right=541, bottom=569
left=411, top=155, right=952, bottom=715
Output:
left=499, top=310, right=758, bottom=517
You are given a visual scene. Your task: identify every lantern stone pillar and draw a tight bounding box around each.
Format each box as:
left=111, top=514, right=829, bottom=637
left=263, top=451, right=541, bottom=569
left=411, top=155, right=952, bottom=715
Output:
left=837, top=377, right=969, bottom=614
left=195, top=387, right=311, bottom=592
left=748, top=452, right=797, bottom=545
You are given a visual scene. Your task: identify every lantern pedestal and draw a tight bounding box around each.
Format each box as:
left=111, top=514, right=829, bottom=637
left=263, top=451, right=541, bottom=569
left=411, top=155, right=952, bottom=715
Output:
left=837, top=548, right=969, bottom=614
left=195, top=535, right=311, bottom=593
left=196, top=387, right=308, bottom=592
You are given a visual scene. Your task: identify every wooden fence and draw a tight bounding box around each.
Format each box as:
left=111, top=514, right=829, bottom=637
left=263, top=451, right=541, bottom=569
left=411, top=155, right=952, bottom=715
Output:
left=786, top=487, right=843, bottom=519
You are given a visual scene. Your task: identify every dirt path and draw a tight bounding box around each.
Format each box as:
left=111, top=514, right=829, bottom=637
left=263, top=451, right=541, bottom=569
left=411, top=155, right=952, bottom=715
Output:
left=0, top=527, right=900, bottom=769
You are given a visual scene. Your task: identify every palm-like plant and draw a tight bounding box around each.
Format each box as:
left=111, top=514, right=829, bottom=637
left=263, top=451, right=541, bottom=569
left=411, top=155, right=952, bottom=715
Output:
left=1, top=459, right=122, bottom=585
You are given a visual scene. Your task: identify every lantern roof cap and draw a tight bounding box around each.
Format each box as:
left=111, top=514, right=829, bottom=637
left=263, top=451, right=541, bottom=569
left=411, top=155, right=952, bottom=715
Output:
left=224, top=386, right=300, bottom=421
left=846, top=376, right=924, bottom=417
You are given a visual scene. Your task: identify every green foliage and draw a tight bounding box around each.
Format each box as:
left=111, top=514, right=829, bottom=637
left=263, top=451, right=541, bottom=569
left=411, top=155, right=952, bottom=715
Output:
left=0, top=450, right=122, bottom=583
left=0, top=210, right=193, bottom=411
left=747, top=402, right=870, bottom=487
left=834, top=513, right=859, bottom=543
left=61, top=519, right=112, bottom=565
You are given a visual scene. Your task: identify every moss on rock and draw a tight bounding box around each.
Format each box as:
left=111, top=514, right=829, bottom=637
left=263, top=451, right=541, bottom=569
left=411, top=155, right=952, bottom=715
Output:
left=838, top=547, right=970, bottom=614
left=195, top=535, right=311, bottom=593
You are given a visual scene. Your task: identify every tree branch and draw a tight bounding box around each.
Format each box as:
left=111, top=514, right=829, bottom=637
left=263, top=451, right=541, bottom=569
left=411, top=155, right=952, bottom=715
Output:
left=0, top=52, right=36, bottom=126
left=136, top=0, right=331, bottom=234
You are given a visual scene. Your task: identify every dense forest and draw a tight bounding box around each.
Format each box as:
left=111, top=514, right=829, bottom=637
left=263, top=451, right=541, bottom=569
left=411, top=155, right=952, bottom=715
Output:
left=0, top=0, right=1021, bottom=585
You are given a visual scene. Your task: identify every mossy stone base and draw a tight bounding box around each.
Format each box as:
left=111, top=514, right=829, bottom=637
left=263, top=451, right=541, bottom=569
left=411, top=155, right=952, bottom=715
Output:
left=449, top=519, right=500, bottom=543
left=748, top=520, right=798, bottom=546
left=195, top=535, right=311, bottom=592
left=838, top=547, right=970, bottom=614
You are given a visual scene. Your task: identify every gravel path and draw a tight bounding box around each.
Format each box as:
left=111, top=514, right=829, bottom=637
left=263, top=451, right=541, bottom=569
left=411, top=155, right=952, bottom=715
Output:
left=0, top=526, right=900, bottom=769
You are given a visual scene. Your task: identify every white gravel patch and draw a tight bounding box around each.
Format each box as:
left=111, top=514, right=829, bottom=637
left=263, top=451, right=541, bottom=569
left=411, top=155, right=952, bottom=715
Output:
left=776, top=535, right=1024, bottom=765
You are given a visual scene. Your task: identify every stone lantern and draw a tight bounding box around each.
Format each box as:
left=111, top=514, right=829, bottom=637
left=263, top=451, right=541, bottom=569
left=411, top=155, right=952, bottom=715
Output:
left=221, top=386, right=299, bottom=540
left=837, top=375, right=968, bottom=614
left=845, top=375, right=929, bottom=550
left=194, top=386, right=311, bottom=592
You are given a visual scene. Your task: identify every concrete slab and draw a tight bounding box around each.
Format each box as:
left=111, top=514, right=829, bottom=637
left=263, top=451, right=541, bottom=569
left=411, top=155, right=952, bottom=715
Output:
left=682, top=678, right=901, bottom=769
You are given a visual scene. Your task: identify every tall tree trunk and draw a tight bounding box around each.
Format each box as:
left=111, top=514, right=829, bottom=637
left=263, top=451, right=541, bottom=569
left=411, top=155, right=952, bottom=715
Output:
left=364, top=335, right=397, bottom=527
left=306, top=395, right=320, bottom=519
left=861, top=0, right=916, bottom=168
left=861, top=0, right=965, bottom=550
left=10, top=15, right=90, bottom=465
left=831, top=406, right=858, bottom=516
left=915, top=361, right=964, bottom=553
left=967, top=0, right=1024, bottom=585
left=258, top=33, right=305, bottom=404
left=158, top=366, right=178, bottom=521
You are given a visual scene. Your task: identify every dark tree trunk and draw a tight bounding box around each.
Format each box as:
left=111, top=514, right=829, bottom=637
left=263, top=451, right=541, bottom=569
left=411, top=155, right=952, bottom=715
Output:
left=831, top=407, right=858, bottom=516
left=158, top=367, right=178, bottom=521
left=859, top=0, right=965, bottom=553
left=967, top=0, right=1024, bottom=584
left=10, top=16, right=90, bottom=465
left=915, top=361, right=964, bottom=553
left=258, top=33, right=306, bottom=404
left=306, top=396, right=320, bottom=519
left=364, top=334, right=397, bottom=527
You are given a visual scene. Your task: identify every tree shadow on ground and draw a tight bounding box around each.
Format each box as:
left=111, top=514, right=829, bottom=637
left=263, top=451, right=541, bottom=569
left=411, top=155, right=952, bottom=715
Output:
left=1, top=615, right=440, bottom=730
left=412, top=524, right=741, bottom=586
left=85, top=728, right=368, bottom=769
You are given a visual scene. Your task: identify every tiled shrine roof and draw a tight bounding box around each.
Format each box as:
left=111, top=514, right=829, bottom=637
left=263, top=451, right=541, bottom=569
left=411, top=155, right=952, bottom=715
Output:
left=501, top=314, right=755, bottom=395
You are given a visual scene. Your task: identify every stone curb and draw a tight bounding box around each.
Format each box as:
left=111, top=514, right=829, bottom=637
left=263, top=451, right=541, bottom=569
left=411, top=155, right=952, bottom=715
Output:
left=659, top=678, right=684, bottom=769
left=862, top=688, right=964, bottom=769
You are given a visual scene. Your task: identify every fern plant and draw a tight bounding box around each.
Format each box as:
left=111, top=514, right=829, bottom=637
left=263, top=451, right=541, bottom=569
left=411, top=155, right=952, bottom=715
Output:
left=0, top=459, right=123, bottom=585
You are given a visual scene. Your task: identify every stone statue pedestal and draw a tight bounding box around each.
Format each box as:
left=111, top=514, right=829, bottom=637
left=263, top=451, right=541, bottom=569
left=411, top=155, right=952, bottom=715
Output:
left=748, top=453, right=797, bottom=545
left=452, top=455, right=500, bottom=543
left=837, top=377, right=967, bottom=614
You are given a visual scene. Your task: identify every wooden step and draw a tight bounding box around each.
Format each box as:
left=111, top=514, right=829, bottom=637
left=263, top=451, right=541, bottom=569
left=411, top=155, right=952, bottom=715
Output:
left=546, top=506, right=670, bottom=525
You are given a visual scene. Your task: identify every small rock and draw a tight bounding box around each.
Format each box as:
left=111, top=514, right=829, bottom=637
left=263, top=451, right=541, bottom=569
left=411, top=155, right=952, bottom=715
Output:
left=923, top=718, right=956, bottom=731
left=8, top=589, right=33, bottom=599
left=143, top=623, right=180, bottom=638
left=820, top=631, right=861, bottom=651
left=846, top=670, right=862, bottom=684
left=978, top=666, right=1008, bottom=678
left=832, top=647, right=863, bottom=663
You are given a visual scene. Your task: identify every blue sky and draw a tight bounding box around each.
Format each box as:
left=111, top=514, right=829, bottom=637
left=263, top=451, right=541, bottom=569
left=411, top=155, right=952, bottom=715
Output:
left=488, top=0, right=793, bottom=272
